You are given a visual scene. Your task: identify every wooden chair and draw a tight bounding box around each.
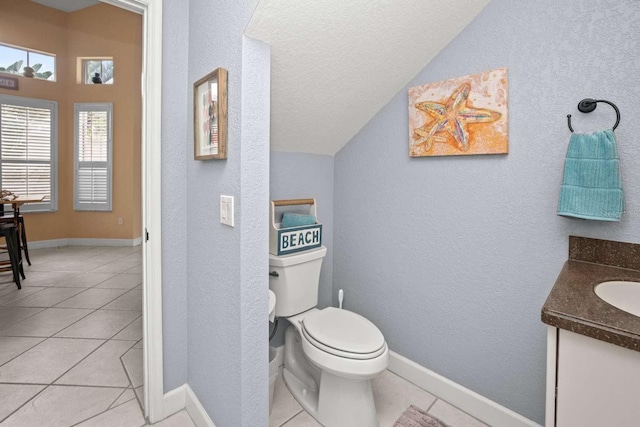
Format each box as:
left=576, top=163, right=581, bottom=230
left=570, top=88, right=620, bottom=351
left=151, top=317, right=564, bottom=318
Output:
left=0, top=204, right=31, bottom=266
left=0, top=223, right=22, bottom=289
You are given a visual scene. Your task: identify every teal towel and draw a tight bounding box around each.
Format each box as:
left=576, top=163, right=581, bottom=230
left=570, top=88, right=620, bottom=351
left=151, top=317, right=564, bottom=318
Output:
left=281, top=213, right=317, bottom=228
left=557, top=129, right=624, bottom=221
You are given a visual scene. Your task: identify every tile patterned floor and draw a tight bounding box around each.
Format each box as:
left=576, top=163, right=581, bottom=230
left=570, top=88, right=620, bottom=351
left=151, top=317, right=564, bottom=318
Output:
left=0, top=246, right=195, bottom=426
left=270, top=369, right=488, bottom=427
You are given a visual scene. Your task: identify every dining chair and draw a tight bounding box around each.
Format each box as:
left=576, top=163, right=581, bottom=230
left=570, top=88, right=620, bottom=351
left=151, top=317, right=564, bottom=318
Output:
left=0, top=203, right=31, bottom=266
left=0, top=223, right=22, bottom=289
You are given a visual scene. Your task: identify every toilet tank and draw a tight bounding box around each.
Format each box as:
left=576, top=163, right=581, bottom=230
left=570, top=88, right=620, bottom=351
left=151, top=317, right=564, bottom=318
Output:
left=269, top=246, right=327, bottom=317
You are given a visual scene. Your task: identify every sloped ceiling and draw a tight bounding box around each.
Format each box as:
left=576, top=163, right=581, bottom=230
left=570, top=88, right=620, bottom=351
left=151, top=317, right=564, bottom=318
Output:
left=245, top=0, right=490, bottom=155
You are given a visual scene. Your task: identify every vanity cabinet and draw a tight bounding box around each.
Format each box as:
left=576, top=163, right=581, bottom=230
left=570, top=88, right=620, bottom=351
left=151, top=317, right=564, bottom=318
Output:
left=546, top=327, right=640, bottom=427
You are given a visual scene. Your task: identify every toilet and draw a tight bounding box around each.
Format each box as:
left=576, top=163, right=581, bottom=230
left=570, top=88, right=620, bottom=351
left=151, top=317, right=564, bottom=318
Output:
left=269, top=246, right=388, bottom=427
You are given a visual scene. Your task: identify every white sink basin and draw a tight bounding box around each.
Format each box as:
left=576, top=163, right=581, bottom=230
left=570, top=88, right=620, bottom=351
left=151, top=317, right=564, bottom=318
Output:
left=595, top=281, right=640, bottom=317
left=269, top=290, right=276, bottom=322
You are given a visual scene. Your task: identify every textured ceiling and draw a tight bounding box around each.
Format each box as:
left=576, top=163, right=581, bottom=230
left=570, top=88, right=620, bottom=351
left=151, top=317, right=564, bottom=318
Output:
left=245, top=0, right=490, bottom=155
left=30, top=0, right=99, bottom=13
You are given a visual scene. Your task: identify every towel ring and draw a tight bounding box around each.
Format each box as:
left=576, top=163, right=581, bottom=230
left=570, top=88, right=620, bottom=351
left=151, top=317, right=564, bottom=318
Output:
left=567, top=98, right=620, bottom=133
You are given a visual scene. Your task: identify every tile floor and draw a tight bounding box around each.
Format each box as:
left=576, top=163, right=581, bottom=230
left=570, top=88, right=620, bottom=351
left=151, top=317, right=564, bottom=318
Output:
left=270, top=369, right=488, bottom=427
left=0, top=245, right=195, bottom=426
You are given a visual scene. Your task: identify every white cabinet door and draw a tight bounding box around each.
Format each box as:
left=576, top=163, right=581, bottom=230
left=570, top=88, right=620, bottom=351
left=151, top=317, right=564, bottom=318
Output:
left=556, top=329, right=640, bottom=427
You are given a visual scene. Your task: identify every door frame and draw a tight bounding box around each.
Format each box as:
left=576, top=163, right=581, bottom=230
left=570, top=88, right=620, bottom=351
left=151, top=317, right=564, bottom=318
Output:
left=100, top=0, right=164, bottom=423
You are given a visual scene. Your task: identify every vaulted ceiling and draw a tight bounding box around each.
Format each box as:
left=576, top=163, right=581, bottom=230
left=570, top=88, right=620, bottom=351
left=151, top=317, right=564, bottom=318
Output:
left=246, top=0, right=490, bottom=155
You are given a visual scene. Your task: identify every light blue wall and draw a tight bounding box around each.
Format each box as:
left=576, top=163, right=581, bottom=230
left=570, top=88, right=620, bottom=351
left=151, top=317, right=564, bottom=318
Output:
left=184, top=1, right=268, bottom=426
left=333, top=0, right=640, bottom=423
left=270, top=152, right=334, bottom=346
left=161, top=0, right=189, bottom=392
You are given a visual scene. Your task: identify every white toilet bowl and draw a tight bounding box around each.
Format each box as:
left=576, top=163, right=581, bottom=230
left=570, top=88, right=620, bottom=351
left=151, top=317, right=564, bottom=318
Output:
left=283, top=307, right=389, bottom=427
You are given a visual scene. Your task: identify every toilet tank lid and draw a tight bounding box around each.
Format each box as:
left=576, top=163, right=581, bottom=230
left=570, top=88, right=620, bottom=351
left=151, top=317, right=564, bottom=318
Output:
left=303, top=307, right=385, bottom=354
left=269, top=245, right=327, bottom=267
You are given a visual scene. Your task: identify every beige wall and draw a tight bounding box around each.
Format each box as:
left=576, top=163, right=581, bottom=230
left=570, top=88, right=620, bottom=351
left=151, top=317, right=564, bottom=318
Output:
left=0, top=0, right=142, bottom=241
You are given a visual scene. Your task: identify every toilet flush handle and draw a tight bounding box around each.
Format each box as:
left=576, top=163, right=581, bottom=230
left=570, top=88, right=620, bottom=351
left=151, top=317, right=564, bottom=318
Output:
left=269, top=271, right=279, bottom=278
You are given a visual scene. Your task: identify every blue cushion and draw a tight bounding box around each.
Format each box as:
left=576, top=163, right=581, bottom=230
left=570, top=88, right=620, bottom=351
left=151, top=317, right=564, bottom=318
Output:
left=281, top=213, right=317, bottom=228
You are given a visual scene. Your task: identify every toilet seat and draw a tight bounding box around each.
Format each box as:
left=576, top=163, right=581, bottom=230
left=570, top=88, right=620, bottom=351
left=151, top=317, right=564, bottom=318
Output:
left=301, top=307, right=386, bottom=360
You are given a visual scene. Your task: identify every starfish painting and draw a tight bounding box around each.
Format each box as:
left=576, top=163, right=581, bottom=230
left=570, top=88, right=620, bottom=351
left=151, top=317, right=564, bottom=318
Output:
left=413, top=83, right=501, bottom=152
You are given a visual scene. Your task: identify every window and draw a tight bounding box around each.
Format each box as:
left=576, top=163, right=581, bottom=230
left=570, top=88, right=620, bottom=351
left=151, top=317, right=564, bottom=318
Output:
left=0, top=95, right=58, bottom=212
left=74, top=103, right=112, bottom=211
left=0, top=43, right=56, bottom=81
left=83, top=59, right=114, bottom=84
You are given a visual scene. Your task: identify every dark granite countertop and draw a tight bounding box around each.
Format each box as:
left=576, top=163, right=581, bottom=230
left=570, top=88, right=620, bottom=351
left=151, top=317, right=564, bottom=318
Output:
left=542, top=236, right=640, bottom=352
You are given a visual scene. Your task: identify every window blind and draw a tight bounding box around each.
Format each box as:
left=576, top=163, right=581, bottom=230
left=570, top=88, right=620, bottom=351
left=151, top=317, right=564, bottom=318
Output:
left=75, top=104, right=112, bottom=211
left=0, top=95, right=57, bottom=212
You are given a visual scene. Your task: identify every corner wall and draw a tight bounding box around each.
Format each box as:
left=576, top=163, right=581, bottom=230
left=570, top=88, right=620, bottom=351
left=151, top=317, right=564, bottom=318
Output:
left=333, top=0, right=640, bottom=423
left=185, top=0, right=268, bottom=426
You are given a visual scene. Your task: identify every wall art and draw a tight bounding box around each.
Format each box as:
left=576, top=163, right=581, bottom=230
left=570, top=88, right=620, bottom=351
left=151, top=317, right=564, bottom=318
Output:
left=408, top=67, right=508, bottom=157
left=194, top=67, right=228, bottom=160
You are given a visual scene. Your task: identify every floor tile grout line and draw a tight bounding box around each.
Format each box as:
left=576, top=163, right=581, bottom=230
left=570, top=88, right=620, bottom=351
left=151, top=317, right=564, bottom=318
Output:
left=0, top=286, right=50, bottom=306
left=0, top=246, right=143, bottom=424
left=54, top=286, right=130, bottom=310
left=0, top=381, right=133, bottom=389
left=0, top=383, right=50, bottom=424
left=0, top=336, right=46, bottom=369
left=278, top=409, right=304, bottom=427
left=49, top=317, right=142, bottom=386
left=0, top=306, right=47, bottom=331
left=6, top=287, right=90, bottom=309
left=425, top=397, right=439, bottom=412
left=67, top=388, right=135, bottom=427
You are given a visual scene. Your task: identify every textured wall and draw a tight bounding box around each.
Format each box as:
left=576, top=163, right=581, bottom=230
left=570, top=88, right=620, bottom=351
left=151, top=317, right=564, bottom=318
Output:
left=269, top=152, right=334, bottom=346
left=185, top=0, right=267, bottom=426
left=333, top=0, right=640, bottom=423
left=161, top=0, right=189, bottom=392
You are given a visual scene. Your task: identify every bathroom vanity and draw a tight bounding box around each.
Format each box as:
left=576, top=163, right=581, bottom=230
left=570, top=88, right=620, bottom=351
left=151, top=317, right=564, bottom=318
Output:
left=542, top=236, right=640, bottom=427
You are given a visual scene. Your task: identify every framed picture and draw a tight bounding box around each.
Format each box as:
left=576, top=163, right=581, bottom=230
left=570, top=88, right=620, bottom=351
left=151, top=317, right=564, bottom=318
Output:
left=194, top=67, right=228, bottom=160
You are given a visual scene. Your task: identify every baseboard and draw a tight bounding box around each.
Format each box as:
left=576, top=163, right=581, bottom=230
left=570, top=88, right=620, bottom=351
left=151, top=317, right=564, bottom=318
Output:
left=185, top=384, right=216, bottom=427
left=388, top=351, right=541, bottom=427
left=30, top=237, right=142, bottom=249
left=163, top=385, right=186, bottom=420
left=162, top=384, right=216, bottom=426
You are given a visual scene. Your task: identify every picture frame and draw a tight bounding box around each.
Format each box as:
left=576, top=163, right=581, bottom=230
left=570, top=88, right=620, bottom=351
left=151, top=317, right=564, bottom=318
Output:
left=193, top=67, right=228, bottom=160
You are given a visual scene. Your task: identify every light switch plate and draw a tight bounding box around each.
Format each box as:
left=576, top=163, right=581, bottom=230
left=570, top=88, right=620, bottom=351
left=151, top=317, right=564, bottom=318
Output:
left=220, top=195, right=234, bottom=227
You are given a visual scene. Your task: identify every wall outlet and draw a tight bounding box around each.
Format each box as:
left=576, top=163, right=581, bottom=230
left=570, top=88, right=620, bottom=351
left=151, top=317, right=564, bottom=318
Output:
left=118, top=217, right=124, bottom=225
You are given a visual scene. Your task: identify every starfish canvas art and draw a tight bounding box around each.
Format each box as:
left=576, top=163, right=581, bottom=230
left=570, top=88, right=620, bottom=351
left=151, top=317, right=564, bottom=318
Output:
left=408, top=68, right=508, bottom=157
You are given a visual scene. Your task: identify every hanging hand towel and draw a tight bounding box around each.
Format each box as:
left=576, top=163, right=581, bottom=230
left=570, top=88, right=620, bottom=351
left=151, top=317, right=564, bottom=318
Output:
left=557, top=129, right=624, bottom=221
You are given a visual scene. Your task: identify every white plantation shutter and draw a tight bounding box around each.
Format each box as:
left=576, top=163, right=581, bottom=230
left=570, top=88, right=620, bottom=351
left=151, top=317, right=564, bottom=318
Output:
left=0, top=95, right=57, bottom=212
left=74, top=104, right=112, bottom=211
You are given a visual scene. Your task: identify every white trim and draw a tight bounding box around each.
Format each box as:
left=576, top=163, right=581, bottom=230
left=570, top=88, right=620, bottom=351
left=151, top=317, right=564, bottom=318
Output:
left=186, top=385, right=217, bottom=427
left=388, top=351, right=541, bottom=427
left=163, top=385, right=187, bottom=419
left=29, top=238, right=143, bottom=249
left=100, top=0, right=164, bottom=423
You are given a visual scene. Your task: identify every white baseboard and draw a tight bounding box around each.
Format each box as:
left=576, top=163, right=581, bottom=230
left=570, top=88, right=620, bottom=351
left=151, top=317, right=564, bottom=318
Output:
left=163, top=349, right=537, bottom=427
left=163, top=385, right=186, bottom=420
left=162, top=384, right=216, bottom=427
left=30, top=237, right=143, bottom=249
left=389, top=351, right=541, bottom=427
left=185, top=385, right=216, bottom=427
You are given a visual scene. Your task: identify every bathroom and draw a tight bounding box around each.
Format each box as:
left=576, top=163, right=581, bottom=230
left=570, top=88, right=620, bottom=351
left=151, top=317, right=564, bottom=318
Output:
left=262, top=0, right=640, bottom=426
left=156, top=0, right=640, bottom=426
